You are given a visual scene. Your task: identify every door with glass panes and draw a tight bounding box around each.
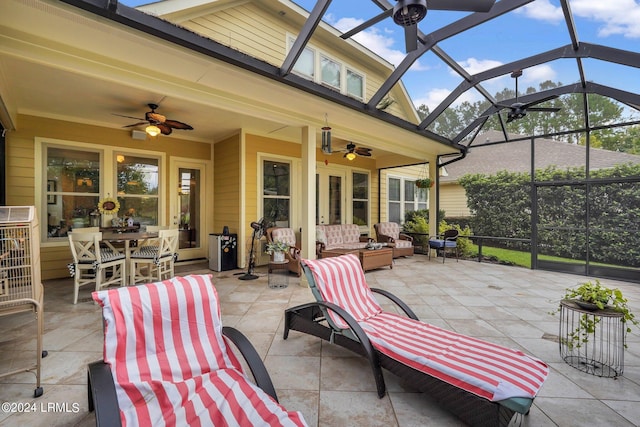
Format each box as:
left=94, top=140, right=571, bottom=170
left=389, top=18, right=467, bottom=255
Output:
left=316, top=167, right=346, bottom=225
left=170, top=160, right=207, bottom=260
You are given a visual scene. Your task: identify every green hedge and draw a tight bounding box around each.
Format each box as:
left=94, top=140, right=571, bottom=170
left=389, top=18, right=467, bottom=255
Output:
left=459, top=164, right=640, bottom=267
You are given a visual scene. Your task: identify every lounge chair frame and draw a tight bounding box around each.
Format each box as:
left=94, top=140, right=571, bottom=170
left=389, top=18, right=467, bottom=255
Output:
left=284, top=263, right=521, bottom=427
left=88, top=326, right=280, bottom=427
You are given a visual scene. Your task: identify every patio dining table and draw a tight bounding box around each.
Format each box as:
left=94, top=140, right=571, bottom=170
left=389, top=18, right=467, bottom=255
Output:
left=101, top=231, right=159, bottom=285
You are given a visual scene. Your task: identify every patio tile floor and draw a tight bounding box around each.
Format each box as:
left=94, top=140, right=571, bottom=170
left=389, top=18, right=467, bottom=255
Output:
left=1, top=256, right=638, bottom=426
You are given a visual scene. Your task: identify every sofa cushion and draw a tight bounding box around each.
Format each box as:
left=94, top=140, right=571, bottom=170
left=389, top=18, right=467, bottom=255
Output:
left=394, top=240, right=413, bottom=249
left=322, top=225, right=345, bottom=249
left=271, top=228, right=297, bottom=247
left=377, top=222, right=400, bottom=240
left=341, top=224, right=362, bottom=244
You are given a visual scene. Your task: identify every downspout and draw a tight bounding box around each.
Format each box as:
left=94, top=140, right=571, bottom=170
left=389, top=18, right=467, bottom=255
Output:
left=436, top=147, right=467, bottom=223
left=376, top=145, right=467, bottom=225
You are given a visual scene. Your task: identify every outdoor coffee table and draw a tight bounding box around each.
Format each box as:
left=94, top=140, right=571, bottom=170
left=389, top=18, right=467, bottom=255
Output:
left=321, top=247, right=393, bottom=271
left=358, top=247, right=393, bottom=271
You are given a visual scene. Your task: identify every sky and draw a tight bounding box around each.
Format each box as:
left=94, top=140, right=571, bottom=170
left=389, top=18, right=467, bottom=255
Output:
left=120, top=0, right=640, bottom=116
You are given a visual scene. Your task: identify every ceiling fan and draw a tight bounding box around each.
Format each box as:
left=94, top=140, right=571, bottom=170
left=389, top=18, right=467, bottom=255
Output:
left=495, top=70, right=562, bottom=123
left=340, top=0, right=496, bottom=52
left=342, top=142, right=372, bottom=160
left=114, top=103, right=194, bottom=135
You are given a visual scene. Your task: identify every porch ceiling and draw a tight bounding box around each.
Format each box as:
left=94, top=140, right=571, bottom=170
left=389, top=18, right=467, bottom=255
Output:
left=0, top=0, right=456, bottom=166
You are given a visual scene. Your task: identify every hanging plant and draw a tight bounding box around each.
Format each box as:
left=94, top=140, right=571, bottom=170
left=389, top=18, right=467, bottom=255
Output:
left=415, top=178, right=433, bottom=189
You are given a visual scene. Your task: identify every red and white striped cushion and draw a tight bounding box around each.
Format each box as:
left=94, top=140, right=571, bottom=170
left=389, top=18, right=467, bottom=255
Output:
left=93, top=274, right=307, bottom=426
left=303, top=254, right=382, bottom=329
left=361, top=313, right=548, bottom=401
left=303, top=255, right=549, bottom=402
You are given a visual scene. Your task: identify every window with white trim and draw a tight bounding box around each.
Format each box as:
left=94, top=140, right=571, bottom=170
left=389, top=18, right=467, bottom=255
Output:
left=263, top=160, right=291, bottom=227
left=346, top=68, right=364, bottom=100
left=45, top=146, right=101, bottom=238
left=116, top=154, right=160, bottom=226
left=388, top=177, right=427, bottom=224
left=292, top=45, right=315, bottom=78
left=42, top=142, right=162, bottom=241
left=352, top=172, right=369, bottom=227
left=288, top=36, right=365, bottom=101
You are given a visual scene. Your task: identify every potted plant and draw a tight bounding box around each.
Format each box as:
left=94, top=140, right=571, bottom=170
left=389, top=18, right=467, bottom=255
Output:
left=555, top=279, right=638, bottom=350
left=265, top=240, right=290, bottom=262
left=415, top=178, right=433, bottom=189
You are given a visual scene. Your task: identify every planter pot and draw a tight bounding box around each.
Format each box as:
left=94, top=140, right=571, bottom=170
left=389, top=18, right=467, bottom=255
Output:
left=273, top=251, right=285, bottom=263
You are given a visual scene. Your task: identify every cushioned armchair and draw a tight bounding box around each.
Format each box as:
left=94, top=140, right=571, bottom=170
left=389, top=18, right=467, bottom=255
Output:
left=373, top=222, right=414, bottom=258
left=428, top=228, right=459, bottom=263
left=266, top=227, right=301, bottom=276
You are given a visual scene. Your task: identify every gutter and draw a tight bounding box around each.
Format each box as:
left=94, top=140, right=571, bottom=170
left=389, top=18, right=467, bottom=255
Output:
left=58, top=0, right=461, bottom=149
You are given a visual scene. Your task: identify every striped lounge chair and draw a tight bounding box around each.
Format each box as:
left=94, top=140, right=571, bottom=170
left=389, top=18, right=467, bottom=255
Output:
left=284, top=255, right=548, bottom=427
left=88, top=274, right=307, bottom=427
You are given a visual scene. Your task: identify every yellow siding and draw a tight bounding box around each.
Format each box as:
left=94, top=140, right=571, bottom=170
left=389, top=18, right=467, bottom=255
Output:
left=7, top=114, right=211, bottom=280
left=214, top=134, right=241, bottom=234
left=180, top=5, right=416, bottom=123
left=440, top=183, right=471, bottom=217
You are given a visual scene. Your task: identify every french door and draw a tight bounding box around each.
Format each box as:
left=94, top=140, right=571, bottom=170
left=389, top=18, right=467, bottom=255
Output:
left=170, top=159, right=207, bottom=261
left=316, top=166, right=346, bottom=225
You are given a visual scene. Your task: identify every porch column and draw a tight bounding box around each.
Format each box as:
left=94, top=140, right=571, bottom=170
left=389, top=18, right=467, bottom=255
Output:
left=301, top=126, right=316, bottom=259
left=428, top=158, right=438, bottom=238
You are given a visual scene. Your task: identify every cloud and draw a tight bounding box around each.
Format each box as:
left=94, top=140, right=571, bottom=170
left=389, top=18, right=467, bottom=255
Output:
left=412, top=87, right=482, bottom=111
left=521, top=64, right=557, bottom=84
left=457, top=58, right=504, bottom=75
left=572, top=0, right=640, bottom=38
left=330, top=17, right=429, bottom=70
left=517, top=0, right=640, bottom=38
left=516, top=0, right=564, bottom=23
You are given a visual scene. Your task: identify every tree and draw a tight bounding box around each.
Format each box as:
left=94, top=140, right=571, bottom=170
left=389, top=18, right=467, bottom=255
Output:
left=419, top=81, right=631, bottom=150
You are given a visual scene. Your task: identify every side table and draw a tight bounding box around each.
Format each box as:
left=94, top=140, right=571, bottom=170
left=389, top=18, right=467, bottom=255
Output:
left=268, top=260, right=289, bottom=289
left=559, top=299, right=625, bottom=377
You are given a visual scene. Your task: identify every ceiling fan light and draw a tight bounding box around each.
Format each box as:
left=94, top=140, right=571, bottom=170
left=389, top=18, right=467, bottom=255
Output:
left=345, top=152, right=357, bottom=161
left=145, top=125, right=161, bottom=137
left=393, top=0, right=427, bottom=27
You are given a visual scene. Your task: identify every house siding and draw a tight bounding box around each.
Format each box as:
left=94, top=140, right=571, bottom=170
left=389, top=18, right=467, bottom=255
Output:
left=214, top=134, right=241, bottom=235
left=180, top=4, right=415, bottom=122
left=440, top=183, right=471, bottom=217
left=8, top=115, right=211, bottom=280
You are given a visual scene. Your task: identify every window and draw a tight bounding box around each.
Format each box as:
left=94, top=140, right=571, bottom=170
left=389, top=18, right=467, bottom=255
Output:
left=320, top=55, right=341, bottom=89
left=352, top=172, right=369, bottom=226
left=263, top=160, right=291, bottom=227
left=288, top=35, right=366, bottom=100
left=293, top=45, right=315, bottom=78
left=346, top=69, right=364, bottom=100
left=389, top=178, right=401, bottom=223
left=116, top=154, right=159, bottom=227
left=45, top=146, right=101, bottom=237
left=388, top=177, right=427, bottom=224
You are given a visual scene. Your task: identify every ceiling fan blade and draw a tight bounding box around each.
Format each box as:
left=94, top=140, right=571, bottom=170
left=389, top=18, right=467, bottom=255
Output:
left=340, top=9, right=392, bottom=40
left=429, top=0, right=496, bottom=12
left=404, top=24, right=419, bottom=52
left=521, top=95, right=559, bottom=109
left=164, top=119, right=194, bottom=130
left=157, top=123, right=173, bottom=135
left=355, top=147, right=372, bottom=156
left=527, top=107, right=562, bottom=112
left=122, top=121, right=149, bottom=128
left=113, top=113, right=146, bottom=121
